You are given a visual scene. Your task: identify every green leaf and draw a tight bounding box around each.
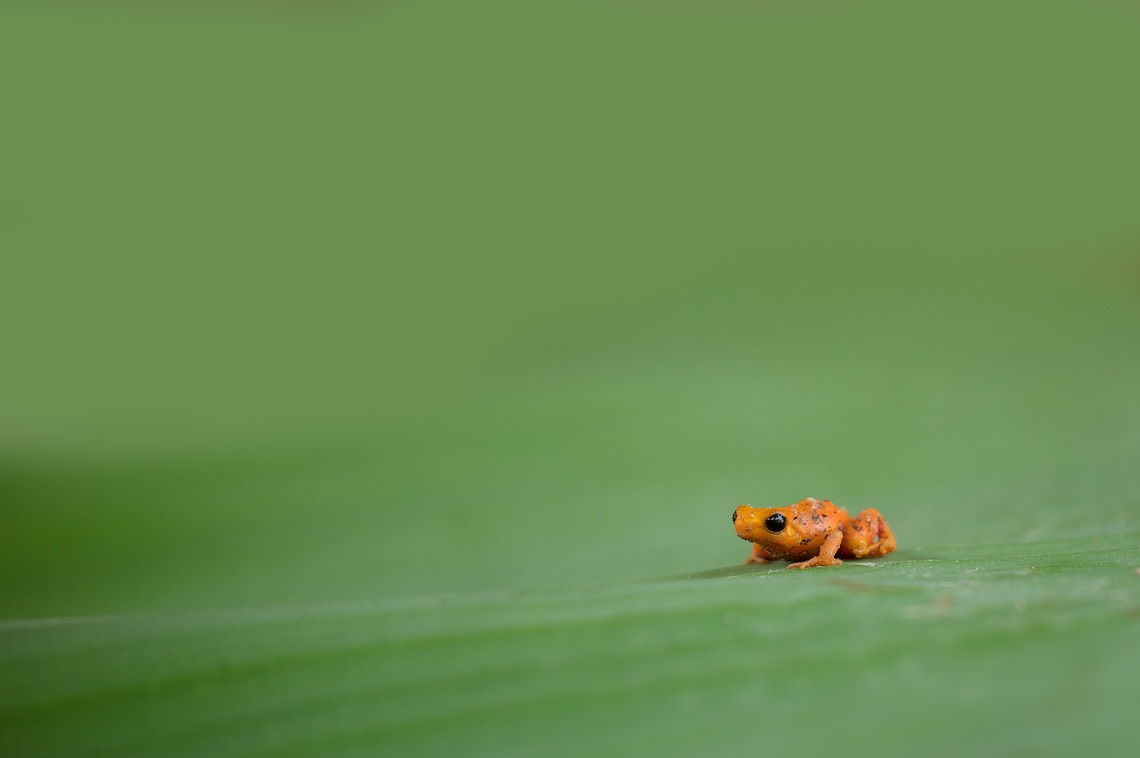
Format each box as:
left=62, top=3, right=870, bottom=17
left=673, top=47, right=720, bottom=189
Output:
left=4, top=539, right=1139, bottom=756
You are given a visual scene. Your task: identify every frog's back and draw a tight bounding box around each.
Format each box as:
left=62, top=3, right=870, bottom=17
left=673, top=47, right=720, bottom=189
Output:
left=790, top=499, right=850, bottom=531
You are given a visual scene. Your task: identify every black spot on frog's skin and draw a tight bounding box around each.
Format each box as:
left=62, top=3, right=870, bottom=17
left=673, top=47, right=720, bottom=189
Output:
left=811, top=513, right=822, bottom=523
left=800, top=537, right=812, bottom=545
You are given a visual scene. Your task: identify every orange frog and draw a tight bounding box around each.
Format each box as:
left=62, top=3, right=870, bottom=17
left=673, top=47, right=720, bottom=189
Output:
left=733, top=498, right=896, bottom=569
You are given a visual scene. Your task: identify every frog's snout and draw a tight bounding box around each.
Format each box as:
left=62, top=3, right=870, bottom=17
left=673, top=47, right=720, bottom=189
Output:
left=733, top=505, right=756, bottom=539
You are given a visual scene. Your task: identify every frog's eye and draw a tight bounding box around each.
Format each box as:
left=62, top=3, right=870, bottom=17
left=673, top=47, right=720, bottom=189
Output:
left=764, top=513, right=787, bottom=533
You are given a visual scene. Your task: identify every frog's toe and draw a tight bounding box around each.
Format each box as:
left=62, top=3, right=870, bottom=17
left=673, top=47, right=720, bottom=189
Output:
left=788, top=557, right=843, bottom=569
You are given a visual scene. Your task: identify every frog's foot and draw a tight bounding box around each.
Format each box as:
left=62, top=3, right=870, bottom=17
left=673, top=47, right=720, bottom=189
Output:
left=788, top=555, right=843, bottom=569
left=744, top=544, right=775, bottom=565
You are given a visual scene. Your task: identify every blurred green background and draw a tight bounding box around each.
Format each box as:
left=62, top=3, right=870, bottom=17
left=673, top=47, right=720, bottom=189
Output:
left=1, top=1, right=1138, bottom=755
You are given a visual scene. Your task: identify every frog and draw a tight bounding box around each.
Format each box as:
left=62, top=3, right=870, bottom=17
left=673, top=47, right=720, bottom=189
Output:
left=732, top=498, right=896, bottom=569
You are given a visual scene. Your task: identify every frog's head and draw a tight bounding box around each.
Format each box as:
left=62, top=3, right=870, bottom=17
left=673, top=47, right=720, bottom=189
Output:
left=733, top=504, right=800, bottom=551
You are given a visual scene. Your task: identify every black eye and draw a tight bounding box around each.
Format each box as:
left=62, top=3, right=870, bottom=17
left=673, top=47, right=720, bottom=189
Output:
left=764, top=513, right=786, bottom=532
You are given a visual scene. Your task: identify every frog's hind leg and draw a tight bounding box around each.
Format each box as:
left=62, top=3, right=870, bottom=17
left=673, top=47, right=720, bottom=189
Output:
left=845, top=508, right=896, bottom=558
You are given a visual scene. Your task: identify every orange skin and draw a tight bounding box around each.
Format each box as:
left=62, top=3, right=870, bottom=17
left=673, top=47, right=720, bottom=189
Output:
left=733, top=498, right=896, bottom=569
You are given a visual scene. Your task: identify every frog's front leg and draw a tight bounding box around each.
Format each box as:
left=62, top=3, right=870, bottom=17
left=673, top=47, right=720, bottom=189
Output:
left=788, top=530, right=843, bottom=569
left=745, top=543, right=776, bottom=565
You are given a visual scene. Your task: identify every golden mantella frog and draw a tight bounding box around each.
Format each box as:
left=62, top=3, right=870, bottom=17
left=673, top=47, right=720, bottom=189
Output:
left=733, top=498, right=896, bottom=569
